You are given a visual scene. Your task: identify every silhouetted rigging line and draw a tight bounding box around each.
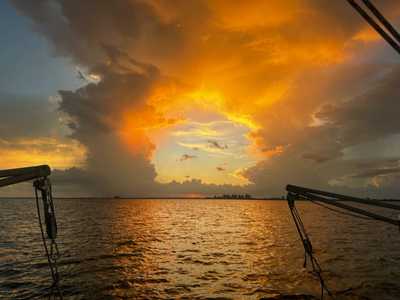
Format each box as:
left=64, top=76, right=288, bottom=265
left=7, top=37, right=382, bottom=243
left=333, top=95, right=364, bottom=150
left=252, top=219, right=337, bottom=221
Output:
left=347, top=0, right=400, bottom=55
left=288, top=184, right=400, bottom=211
left=0, top=166, right=62, bottom=299
left=286, top=185, right=400, bottom=299
left=287, top=194, right=333, bottom=299
left=362, top=0, right=400, bottom=43
left=287, top=185, right=400, bottom=227
left=34, top=181, right=62, bottom=299
left=308, top=199, right=373, bottom=221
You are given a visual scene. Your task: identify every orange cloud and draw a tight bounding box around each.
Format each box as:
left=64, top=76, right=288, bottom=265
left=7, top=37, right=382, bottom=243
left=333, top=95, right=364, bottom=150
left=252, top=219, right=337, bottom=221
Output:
left=353, top=27, right=381, bottom=42
left=0, top=138, right=86, bottom=170
left=12, top=0, right=400, bottom=194
left=115, top=0, right=400, bottom=182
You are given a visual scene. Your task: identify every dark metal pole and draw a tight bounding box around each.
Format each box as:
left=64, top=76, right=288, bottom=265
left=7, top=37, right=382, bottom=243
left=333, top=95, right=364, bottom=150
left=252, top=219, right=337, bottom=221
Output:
left=0, top=165, right=51, bottom=188
left=362, top=0, right=400, bottom=44
left=0, top=165, right=50, bottom=178
left=295, top=191, right=400, bottom=226
left=287, top=184, right=400, bottom=211
left=346, top=0, right=400, bottom=55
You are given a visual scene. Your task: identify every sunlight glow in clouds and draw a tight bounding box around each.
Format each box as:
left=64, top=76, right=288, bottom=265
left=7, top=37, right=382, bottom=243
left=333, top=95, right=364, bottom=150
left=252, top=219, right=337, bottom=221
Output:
left=150, top=106, right=255, bottom=185
left=6, top=0, right=400, bottom=197
left=0, top=137, right=86, bottom=170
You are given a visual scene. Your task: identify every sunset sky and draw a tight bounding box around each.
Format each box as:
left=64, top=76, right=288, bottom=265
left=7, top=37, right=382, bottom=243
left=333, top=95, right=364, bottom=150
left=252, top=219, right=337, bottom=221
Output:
left=1, top=0, right=400, bottom=197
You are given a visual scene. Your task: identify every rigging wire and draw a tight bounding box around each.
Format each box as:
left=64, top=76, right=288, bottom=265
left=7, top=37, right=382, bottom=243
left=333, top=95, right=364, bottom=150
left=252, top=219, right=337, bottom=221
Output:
left=288, top=194, right=333, bottom=299
left=288, top=186, right=400, bottom=300
left=347, top=0, right=400, bottom=55
left=308, top=199, right=373, bottom=221
left=362, top=0, right=400, bottom=44
left=34, top=178, right=63, bottom=300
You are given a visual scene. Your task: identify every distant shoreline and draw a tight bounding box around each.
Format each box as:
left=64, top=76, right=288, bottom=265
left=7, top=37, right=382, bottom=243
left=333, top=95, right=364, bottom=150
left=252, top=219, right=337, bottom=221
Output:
left=0, top=196, right=282, bottom=200
left=1, top=197, right=400, bottom=201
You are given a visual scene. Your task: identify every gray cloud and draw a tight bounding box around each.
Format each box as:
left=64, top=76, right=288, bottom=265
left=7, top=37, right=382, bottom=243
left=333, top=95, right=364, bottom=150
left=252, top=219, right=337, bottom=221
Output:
left=9, top=0, right=180, bottom=196
left=179, top=154, right=197, bottom=162
left=251, top=62, right=395, bottom=155
left=9, top=0, right=400, bottom=198
left=0, top=93, right=62, bottom=140
left=316, top=66, right=400, bottom=147
left=350, top=164, right=400, bottom=179
left=244, top=64, right=400, bottom=198
left=207, top=140, right=228, bottom=150
left=11, top=0, right=183, bottom=68
left=56, top=58, right=161, bottom=196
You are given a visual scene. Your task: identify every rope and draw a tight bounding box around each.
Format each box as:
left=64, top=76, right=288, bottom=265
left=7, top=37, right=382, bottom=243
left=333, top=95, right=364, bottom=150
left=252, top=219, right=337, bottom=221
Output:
left=288, top=194, right=333, bottom=299
left=347, top=0, right=400, bottom=55
left=309, top=199, right=373, bottom=221
left=288, top=187, right=400, bottom=299
left=34, top=178, right=63, bottom=299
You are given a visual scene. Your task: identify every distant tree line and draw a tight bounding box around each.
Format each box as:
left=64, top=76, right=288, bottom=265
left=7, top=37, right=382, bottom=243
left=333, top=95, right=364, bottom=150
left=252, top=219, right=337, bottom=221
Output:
left=212, top=194, right=252, bottom=199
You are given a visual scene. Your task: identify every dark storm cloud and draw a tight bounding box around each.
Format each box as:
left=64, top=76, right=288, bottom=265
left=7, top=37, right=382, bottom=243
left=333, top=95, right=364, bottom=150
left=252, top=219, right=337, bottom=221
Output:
left=56, top=59, right=162, bottom=195
left=179, top=154, right=197, bottom=162
left=9, top=0, right=400, bottom=197
left=251, top=62, right=394, bottom=155
left=9, top=0, right=225, bottom=196
left=244, top=66, right=400, bottom=196
left=51, top=167, right=94, bottom=189
left=58, top=54, right=161, bottom=137
left=299, top=65, right=400, bottom=164
left=243, top=152, right=400, bottom=198
left=351, top=167, right=400, bottom=179
left=11, top=0, right=183, bottom=68
left=10, top=0, right=184, bottom=195
left=302, top=153, right=332, bottom=164
left=207, top=140, right=228, bottom=150
left=316, top=66, right=400, bottom=147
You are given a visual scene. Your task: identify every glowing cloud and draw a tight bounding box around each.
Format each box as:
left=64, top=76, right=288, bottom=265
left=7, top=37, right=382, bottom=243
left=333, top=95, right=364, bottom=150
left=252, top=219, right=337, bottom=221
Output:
left=10, top=0, right=400, bottom=196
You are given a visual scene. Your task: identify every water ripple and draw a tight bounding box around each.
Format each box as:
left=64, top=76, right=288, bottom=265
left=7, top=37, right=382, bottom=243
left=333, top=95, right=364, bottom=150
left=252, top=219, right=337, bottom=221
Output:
left=1, top=199, right=400, bottom=299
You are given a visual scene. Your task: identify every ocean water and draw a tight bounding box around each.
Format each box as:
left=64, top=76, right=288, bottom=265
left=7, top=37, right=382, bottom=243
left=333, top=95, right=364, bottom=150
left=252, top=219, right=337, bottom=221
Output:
left=1, top=198, right=400, bottom=299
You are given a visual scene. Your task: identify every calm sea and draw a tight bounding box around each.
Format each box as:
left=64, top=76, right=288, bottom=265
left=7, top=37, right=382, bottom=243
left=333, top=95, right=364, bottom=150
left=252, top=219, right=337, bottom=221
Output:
left=1, top=199, right=400, bottom=299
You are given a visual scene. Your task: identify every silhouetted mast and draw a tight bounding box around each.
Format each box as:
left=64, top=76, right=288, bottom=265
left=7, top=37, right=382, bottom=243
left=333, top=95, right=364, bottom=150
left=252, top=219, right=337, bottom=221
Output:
left=347, top=0, right=400, bottom=55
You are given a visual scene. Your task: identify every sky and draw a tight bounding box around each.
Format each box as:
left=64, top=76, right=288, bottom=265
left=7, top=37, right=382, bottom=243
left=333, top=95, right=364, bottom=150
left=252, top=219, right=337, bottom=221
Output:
left=1, top=0, right=400, bottom=198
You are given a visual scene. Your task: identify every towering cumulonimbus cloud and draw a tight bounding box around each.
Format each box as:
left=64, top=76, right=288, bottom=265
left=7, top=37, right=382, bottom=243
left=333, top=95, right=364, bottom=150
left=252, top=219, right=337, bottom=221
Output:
left=11, top=0, right=179, bottom=195
left=11, top=0, right=400, bottom=197
left=56, top=59, right=162, bottom=195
